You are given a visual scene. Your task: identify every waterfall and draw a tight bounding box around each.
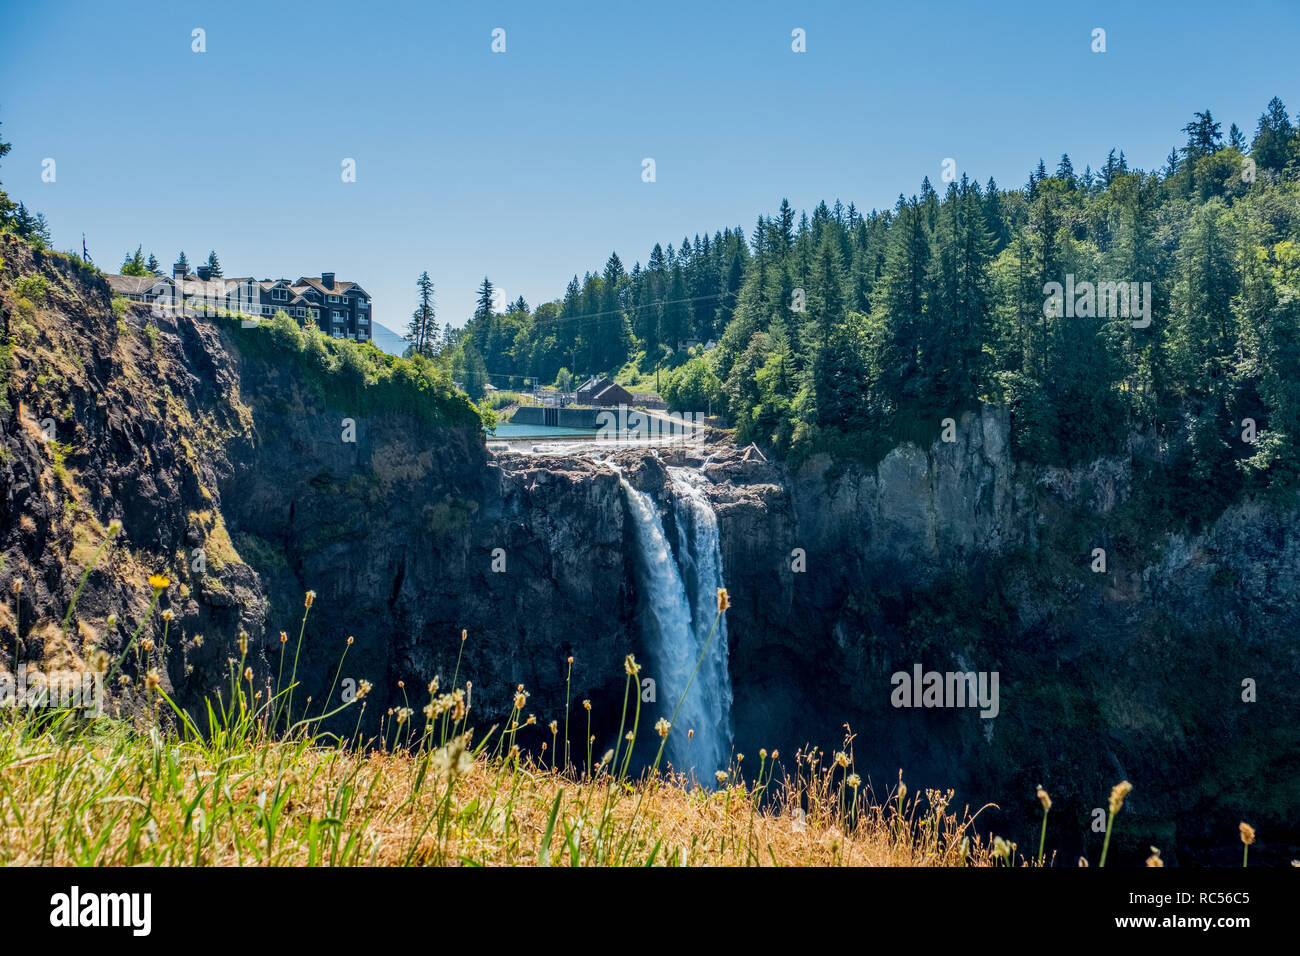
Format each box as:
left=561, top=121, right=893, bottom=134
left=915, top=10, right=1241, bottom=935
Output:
left=612, top=462, right=733, bottom=778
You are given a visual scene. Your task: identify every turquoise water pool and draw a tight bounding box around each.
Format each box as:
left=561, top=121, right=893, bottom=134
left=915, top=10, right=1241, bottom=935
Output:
left=488, top=423, right=600, bottom=439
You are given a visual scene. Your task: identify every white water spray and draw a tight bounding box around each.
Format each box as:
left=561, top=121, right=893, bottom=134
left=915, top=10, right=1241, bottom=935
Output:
left=612, top=462, right=733, bottom=777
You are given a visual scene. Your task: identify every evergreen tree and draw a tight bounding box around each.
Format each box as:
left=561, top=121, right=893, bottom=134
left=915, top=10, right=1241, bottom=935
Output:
left=1182, top=109, right=1224, bottom=160
left=926, top=177, right=994, bottom=406
left=205, top=251, right=223, bottom=277
left=1250, top=97, right=1294, bottom=171
left=121, top=246, right=149, bottom=276
left=475, top=277, right=496, bottom=321
left=813, top=316, right=870, bottom=431
left=1056, top=154, right=1075, bottom=188
left=407, top=271, right=436, bottom=357
left=807, top=228, right=846, bottom=347
left=874, top=198, right=932, bottom=411
left=775, top=199, right=795, bottom=251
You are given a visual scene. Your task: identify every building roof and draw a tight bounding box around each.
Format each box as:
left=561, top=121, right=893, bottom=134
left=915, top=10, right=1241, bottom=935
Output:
left=591, top=383, right=635, bottom=406
left=293, top=276, right=369, bottom=298
left=104, top=274, right=161, bottom=295
left=105, top=272, right=366, bottom=317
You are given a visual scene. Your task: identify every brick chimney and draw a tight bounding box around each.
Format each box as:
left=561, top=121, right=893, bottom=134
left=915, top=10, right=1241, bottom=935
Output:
left=322, top=272, right=335, bottom=289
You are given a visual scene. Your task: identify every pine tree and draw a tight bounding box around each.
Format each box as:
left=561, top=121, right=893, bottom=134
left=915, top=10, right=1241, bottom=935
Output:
left=121, top=246, right=149, bottom=276
left=1182, top=110, right=1223, bottom=160
left=205, top=251, right=223, bottom=277
left=146, top=253, right=160, bottom=274
left=31, top=212, right=51, bottom=247
left=407, top=271, right=436, bottom=356
left=983, top=177, right=1011, bottom=252
left=176, top=251, right=190, bottom=274
left=475, top=277, right=496, bottom=321
left=775, top=199, right=795, bottom=251
left=807, top=228, right=846, bottom=347
left=813, top=316, right=870, bottom=430
left=874, top=198, right=932, bottom=410
left=926, top=176, right=994, bottom=405
left=660, top=263, right=692, bottom=349
left=11, top=203, right=37, bottom=239
left=1250, top=96, right=1294, bottom=171
left=1056, top=154, right=1076, bottom=188
left=1102, top=149, right=1122, bottom=186
left=460, top=344, right=490, bottom=400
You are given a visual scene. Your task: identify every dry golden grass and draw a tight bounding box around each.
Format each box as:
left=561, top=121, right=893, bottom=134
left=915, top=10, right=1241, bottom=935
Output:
left=0, top=713, right=999, bottom=867
left=2, top=538, right=1003, bottom=868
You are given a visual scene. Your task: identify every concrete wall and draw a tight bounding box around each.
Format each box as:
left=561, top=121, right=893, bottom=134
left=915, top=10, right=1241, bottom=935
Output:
left=509, top=406, right=603, bottom=428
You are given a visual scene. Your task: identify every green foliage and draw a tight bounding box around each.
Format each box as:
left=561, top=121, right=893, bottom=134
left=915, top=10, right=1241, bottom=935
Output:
left=448, top=95, right=1300, bottom=510
left=229, top=311, right=481, bottom=430
left=232, top=532, right=289, bottom=571
left=13, top=273, right=48, bottom=302
left=661, top=354, right=722, bottom=413
left=0, top=337, right=10, bottom=416
left=407, top=271, right=438, bottom=357
left=120, top=246, right=149, bottom=276
left=480, top=390, right=536, bottom=410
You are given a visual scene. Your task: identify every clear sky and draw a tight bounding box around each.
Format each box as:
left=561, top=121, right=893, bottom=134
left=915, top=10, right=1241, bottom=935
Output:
left=2, top=0, right=1297, bottom=338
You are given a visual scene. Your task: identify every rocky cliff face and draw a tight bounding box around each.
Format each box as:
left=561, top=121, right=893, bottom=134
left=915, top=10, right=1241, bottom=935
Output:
left=695, top=409, right=1299, bottom=865
left=3, top=235, right=1296, bottom=864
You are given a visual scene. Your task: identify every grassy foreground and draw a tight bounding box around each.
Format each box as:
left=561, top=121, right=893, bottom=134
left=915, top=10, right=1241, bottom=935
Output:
left=1, top=579, right=1007, bottom=867
left=5, top=562, right=1177, bottom=868
left=0, top=708, right=1002, bottom=867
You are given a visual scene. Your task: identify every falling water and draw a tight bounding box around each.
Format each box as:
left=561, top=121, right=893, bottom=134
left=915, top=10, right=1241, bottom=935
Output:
left=611, top=462, right=733, bottom=778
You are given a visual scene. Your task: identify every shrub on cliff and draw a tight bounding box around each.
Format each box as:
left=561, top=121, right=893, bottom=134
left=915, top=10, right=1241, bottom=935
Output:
left=230, top=311, right=482, bottom=431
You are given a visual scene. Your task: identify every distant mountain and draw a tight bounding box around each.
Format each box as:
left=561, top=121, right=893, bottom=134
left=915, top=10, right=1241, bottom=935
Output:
left=370, top=322, right=409, bottom=357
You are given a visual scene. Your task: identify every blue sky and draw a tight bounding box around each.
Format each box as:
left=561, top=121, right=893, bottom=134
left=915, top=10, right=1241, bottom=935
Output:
left=2, top=0, right=1297, bottom=338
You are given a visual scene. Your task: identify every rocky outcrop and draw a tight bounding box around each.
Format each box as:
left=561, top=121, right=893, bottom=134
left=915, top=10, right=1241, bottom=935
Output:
left=692, top=408, right=1299, bottom=865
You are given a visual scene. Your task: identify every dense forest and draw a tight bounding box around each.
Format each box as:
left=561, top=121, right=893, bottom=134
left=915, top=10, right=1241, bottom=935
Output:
left=6, top=100, right=1300, bottom=510
left=427, top=99, right=1300, bottom=507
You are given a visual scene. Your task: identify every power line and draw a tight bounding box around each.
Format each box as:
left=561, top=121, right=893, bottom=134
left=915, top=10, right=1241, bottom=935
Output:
left=527, top=290, right=731, bottom=330
left=420, top=288, right=736, bottom=340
